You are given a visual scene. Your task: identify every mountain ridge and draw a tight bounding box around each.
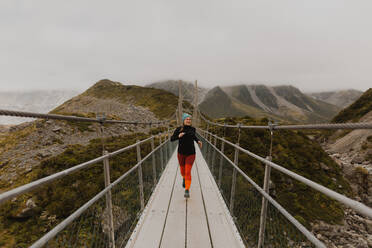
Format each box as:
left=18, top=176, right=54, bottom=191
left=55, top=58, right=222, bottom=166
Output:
left=200, top=84, right=340, bottom=123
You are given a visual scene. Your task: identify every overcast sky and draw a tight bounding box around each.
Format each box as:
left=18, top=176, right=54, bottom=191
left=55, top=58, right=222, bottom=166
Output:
left=0, top=0, right=371, bottom=93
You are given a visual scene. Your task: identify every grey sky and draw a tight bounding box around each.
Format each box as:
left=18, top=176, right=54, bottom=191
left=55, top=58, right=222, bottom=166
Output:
left=0, top=0, right=371, bottom=93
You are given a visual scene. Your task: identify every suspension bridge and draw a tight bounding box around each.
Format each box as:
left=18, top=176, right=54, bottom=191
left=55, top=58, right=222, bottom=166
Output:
left=0, top=83, right=371, bottom=248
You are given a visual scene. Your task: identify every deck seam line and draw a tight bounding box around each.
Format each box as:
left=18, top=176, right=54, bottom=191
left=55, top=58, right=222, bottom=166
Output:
left=158, top=153, right=179, bottom=248
left=195, top=160, right=214, bottom=248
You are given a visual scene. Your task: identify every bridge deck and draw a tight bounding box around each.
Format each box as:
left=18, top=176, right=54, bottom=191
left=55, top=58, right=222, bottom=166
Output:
left=126, top=146, right=245, bottom=248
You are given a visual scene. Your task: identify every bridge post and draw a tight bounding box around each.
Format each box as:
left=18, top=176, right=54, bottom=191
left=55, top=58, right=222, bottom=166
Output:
left=151, top=136, right=157, bottom=186
left=159, top=135, right=164, bottom=171
left=258, top=120, right=274, bottom=247
left=136, top=140, right=145, bottom=211
left=229, top=124, right=241, bottom=215
left=218, top=138, right=225, bottom=188
left=164, top=134, right=169, bottom=163
left=103, top=150, right=116, bottom=248
left=167, top=126, right=171, bottom=159
left=207, top=123, right=210, bottom=140
left=211, top=135, right=217, bottom=175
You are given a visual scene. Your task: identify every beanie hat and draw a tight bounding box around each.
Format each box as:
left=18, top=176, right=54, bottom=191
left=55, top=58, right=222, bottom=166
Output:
left=182, top=113, right=191, bottom=123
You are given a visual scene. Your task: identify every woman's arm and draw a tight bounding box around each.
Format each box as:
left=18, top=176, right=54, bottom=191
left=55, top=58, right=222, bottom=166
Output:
left=170, top=127, right=181, bottom=142
left=193, top=130, right=200, bottom=143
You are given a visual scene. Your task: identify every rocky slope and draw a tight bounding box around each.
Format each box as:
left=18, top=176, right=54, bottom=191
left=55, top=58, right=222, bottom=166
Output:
left=314, top=88, right=372, bottom=247
left=0, top=90, right=80, bottom=125
left=309, top=89, right=363, bottom=109
left=199, top=84, right=340, bottom=123
left=324, top=88, right=372, bottom=167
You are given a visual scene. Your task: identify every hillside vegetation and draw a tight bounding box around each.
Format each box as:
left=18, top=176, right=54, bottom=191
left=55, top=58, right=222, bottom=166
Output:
left=331, top=88, right=372, bottom=123
left=0, top=127, right=168, bottom=247
left=52, top=79, right=180, bottom=119
left=201, top=116, right=351, bottom=228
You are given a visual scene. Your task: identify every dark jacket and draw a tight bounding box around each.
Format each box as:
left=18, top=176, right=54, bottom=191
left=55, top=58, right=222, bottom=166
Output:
left=171, top=125, right=200, bottom=155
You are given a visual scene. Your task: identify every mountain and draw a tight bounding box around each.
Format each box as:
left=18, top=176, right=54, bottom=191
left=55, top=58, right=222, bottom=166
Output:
left=198, top=86, right=280, bottom=120
left=0, top=90, right=80, bottom=125
left=53, top=79, right=179, bottom=120
left=199, top=84, right=340, bottom=123
left=146, top=80, right=208, bottom=104
left=309, top=90, right=363, bottom=109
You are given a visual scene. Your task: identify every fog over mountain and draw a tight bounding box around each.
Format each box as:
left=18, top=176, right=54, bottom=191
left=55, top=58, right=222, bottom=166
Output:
left=308, top=90, right=363, bottom=109
left=0, top=90, right=80, bottom=125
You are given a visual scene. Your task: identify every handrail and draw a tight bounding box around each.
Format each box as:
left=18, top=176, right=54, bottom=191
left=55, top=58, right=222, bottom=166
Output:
left=199, top=129, right=372, bottom=219
left=0, top=135, right=160, bottom=205
left=198, top=131, right=326, bottom=248
left=0, top=109, right=173, bottom=125
left=30, top=137, right=171, bottom=248
left=197, top=109, right=372, bottom=130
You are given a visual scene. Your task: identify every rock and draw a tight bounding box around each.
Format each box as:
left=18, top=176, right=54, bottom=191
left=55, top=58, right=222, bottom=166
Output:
left=365, top=219, right=372, bottom=233
left=37, top=150, right=51, bottom=158
left=15, top=199, right=38, bottom=218
left=320, top=162, right=330, bottom=170
left=352, top=155, right=364, bottom=164
left=367, top=235, right=372, bottom=247
left=26, top=199, right=36, bottom=209
left=52, top=126, right=61, bottom=132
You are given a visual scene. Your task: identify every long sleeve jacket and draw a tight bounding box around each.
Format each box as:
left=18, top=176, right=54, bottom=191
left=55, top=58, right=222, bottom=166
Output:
left=171, top=125, right=200, bottom=155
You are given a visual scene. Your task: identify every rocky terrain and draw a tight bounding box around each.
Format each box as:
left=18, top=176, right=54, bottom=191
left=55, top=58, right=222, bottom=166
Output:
left=312, top=208, right=372, bottom=248
left=313, top=88, right=372, bottom=247
left=312, top=148, right=372, bottom=248
left=0, top=118, right=153, bottom=189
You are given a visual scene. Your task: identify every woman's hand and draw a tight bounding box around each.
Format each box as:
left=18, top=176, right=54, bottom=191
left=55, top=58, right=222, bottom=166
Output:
left=178, top=132, right=185, bottom=138
left=198, top=141, right=202, bottom=148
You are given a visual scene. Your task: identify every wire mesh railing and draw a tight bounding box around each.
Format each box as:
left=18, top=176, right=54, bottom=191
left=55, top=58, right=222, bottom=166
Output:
left=32, top=137, right=177, bottom=248
left=0, top=131, right=177, bottom=248
left=198, top=132, right=322, bottom=248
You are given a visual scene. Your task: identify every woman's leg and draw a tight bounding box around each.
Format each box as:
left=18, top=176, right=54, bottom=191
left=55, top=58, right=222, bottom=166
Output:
left=177, top=153, right=186, bottom=178
left=184, top=154, right=196, bottom=190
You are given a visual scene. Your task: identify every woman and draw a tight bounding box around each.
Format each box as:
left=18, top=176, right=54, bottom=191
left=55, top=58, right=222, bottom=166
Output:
left=171, top=113, right=202, bottom=198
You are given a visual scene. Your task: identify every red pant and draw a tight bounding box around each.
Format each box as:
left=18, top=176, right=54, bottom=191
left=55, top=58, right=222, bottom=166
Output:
left=177, top=153, right=196, bottom=190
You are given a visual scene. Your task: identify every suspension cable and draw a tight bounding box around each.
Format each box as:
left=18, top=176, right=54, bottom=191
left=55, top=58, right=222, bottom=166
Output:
left=197, top=109, right=372, bottom=130
left=0, top=108, right=175, bottom=125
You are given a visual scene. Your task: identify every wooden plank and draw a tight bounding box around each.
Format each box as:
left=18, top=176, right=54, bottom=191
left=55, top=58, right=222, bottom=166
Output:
left=126, top=150, right=178, bottom=248
left=195, top=147, right=246, bottom=248
left=160, top=161, right=186, bottom=248
left=186, top=161, right=212, bottom=248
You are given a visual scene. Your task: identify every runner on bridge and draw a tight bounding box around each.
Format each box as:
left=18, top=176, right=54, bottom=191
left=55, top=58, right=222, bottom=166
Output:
left=171, top=113, right=202, bottom=198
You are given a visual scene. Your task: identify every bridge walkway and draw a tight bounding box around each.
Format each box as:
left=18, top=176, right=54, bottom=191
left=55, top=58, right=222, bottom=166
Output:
left=125, top=146, right=245, bottom=248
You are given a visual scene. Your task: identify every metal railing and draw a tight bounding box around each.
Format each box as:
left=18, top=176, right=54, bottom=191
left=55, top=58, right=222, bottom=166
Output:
left=198, top=128, right=372, bottom=248
left=197, top=109, right=372, bottom=130
left=0, top=109, right=174, bottom=125
left=0, top=130, right=177, bottom=247
left=201, top=129, right=372, bottom=219
left=29, top=133, right=177, bottom=248
left=198, top=130, right=324, bottom=247
left=29, top=135, right=177, bottom=248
